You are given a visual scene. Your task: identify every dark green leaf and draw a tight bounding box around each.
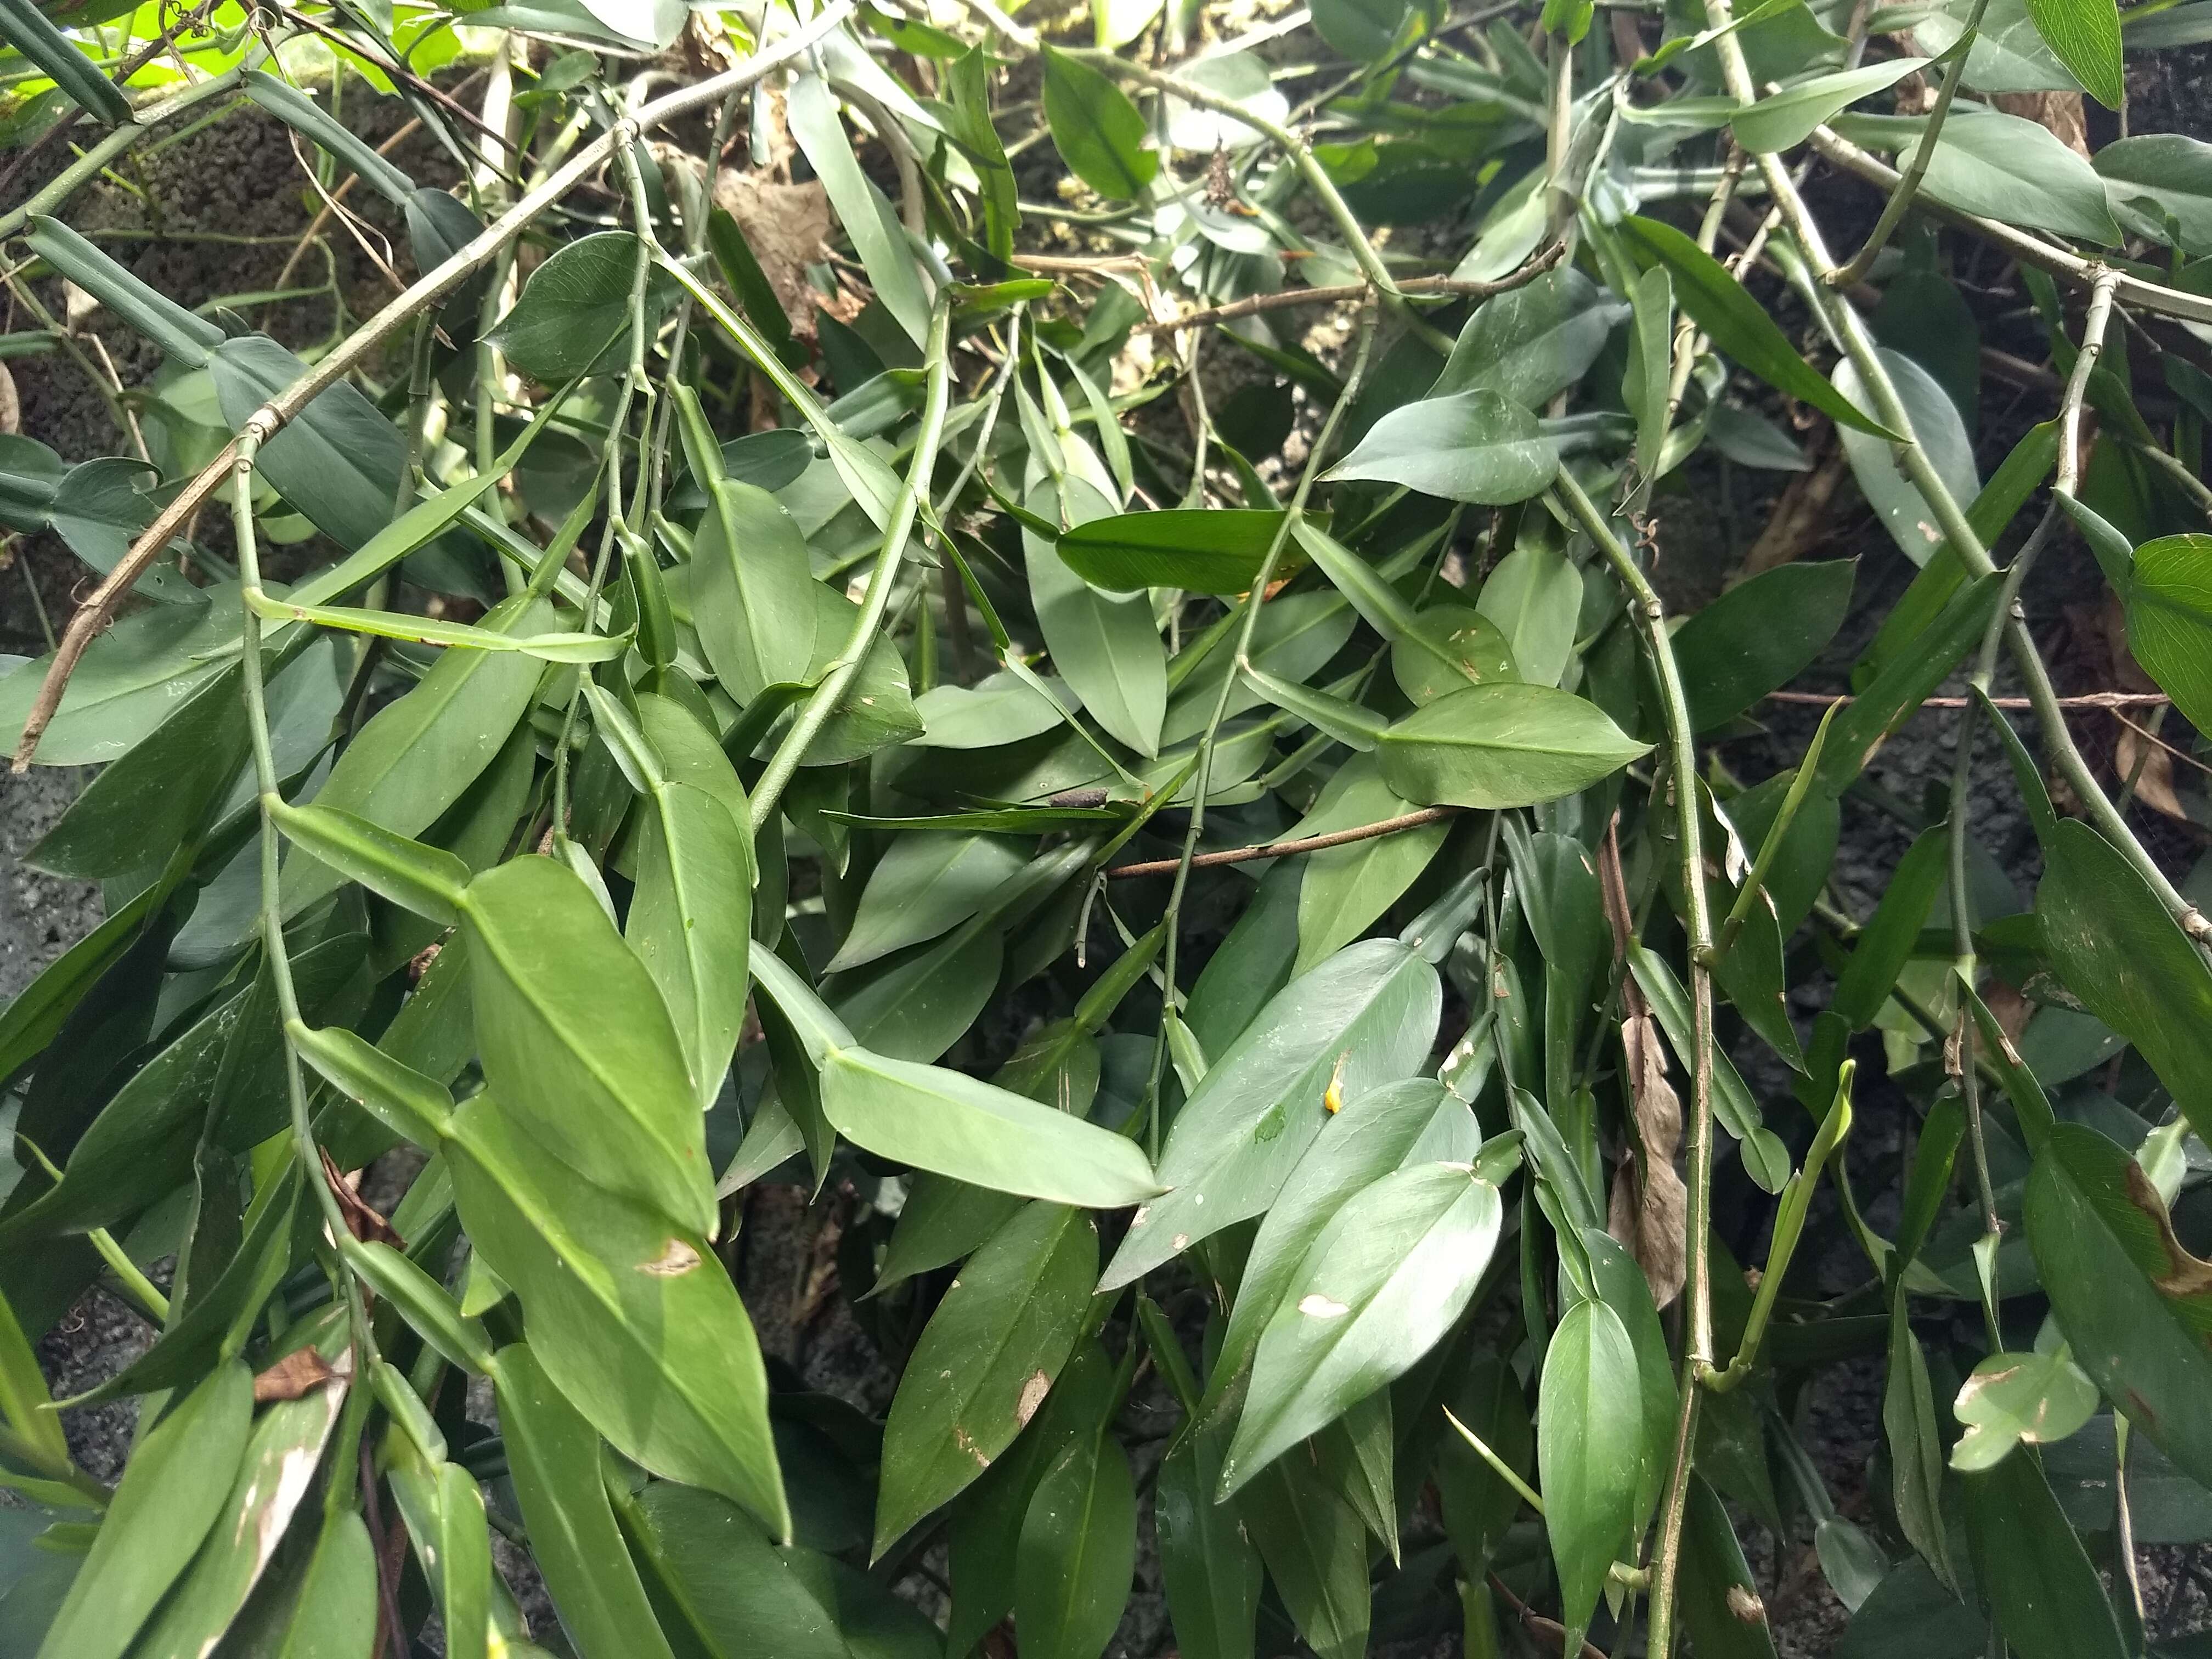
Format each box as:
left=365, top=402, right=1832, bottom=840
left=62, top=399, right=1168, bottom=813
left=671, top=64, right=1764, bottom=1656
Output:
left=1434, top=267, right=1624, bottom=408
left=1674, top=561, right=1855, bottom=731
left=488, top=232, right=677, bottom=381
left=1057, top=508, right=1297, bottom=595
left=1962, top=1443, right=2128, bottom=1659
left=1015, top=1423, right=1137, bottom=1659
left=1538, top=1296, right=1641, bottom=1644
left=1620, top=216, right=1899, bottom=438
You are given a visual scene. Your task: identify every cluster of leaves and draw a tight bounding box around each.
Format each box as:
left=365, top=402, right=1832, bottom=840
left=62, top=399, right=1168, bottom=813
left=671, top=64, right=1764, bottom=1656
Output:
left=5, top=0, right=2212, bottom=1653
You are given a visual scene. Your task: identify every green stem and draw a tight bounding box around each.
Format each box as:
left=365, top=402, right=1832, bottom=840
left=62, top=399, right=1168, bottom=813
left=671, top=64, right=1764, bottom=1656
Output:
left=1707, top=701, right=1837, bottom=967
left=1554, top=469, right=1713, bottom=1659
left=749, top=297, right=956, bottom=833
left=1824, top=0, right=1990, bottom=290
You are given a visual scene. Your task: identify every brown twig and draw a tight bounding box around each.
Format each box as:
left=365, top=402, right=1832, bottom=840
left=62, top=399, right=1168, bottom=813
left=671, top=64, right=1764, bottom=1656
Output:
left=274, top=4, right=525, bottom=181
left=1487, top=1571, right=1607, bottom=1659
left=1105, top=806, right=1457, bottom=879
left=361, top=1437, right=409, bottom=1659
left=1139, top=242, right=1568, bottom=335
left=270, top=116, right=426, bottom=295
left=10, top=2, right=855, bottom=771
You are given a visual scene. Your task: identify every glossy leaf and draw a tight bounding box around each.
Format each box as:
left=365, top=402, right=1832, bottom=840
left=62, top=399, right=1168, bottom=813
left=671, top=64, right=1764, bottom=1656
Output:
left=1673, top=560, right=1855, bottom=730
left=33, top=1363, right=252, bottom=1659
left=1730, top=59, right=1927, bottom=153
left=1434, top=267, right=1625, bottom=408
left=1015, top=1424, right=1137, bottom=1659
left=1324, top=390, right=1561, bottom=504
left=690, top=478, right=820, bottom=702
left=1376, top=682, right=1649, bottom=809
left=874, top=1201, right=1096, bottom=1555
left=1962, top=1447, right=2128, bottom=1659
left=446, top=1093, right=787, bottom=1539
left=1103, top=939, right=1442, bottom=1289
left=1223, top=1161, right=1501, bottom=1493
left=1620, top=216, right=1899, bottom=437
left=494, top=1344, right=676, bottom=1659
left=2023, top=0, right=2124, bottom=106
left=1538, top=1296, right=1641, bottom=1644
left=462, top=855, right=716, bottom=1237
left=1057, top=507, right=1296, bottom=595
left=2125, top=532, right=2212, bottom=734
left=820, top=1046, right=1160, bottom=1206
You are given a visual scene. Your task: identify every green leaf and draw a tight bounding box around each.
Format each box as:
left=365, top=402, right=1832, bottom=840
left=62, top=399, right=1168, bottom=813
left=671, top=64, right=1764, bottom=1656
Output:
left=2026, top=1122, right=2212, bottom=1490
left=1288, top=754, right=1453, bottom=973
left=1950, top=1345, right=2098, bottom=1471
left=269, top=799, right=471, bottom=925
left=447, top=1092, right=788, bottom=1538
left=2124, top=532, right=2212, bottom=733
left=1673, top=560, right=1855, bottom=730
left=690, top=479, right=821, bottom=702
left=1538, top=1296, right=1642, bottom=1644
left=1237, top=1455, right=1370, bottom=1659
left=32, top=1363, right=252, bottom=1659
left=1157, top=1418, right=1261, bottom=1659
left=284, top=594, right=551, bottom=916
left=2093, top=136, right=2212, bottom=250
left=0, top=0, right=130, bottom=122
left=875, top=1201, right=1096, bottom=1554
left=1376, top=682, right=1649, bottom=809
left=341, top=1237, right=495, bottom=1374
left=1436, top=1358, right=1534, bottom=1572
left=213, top=337, right=482, bottom=585
left=1730, top=59, right=1928, bottom=153
left=1583, top=1227, right=1678, bottom=1533
left=788, top=74, right=932, bottom=348
left=819, top=1047, right=1161, bottom=1206
left=251, top=591, right=625, bottom=661
left=2022, top=0, right=2124, bottom=106
left=1433, top=267, right=1625, bottom=408
left=133, top=1372, right=347, bottom=1657
left=1831, top=110, right=2121, bottom=242
left=627, top=1479, right=942, bottom=1659
left=244, top=70, right=416, bottom=204
left=1679, top=1476, right=1781, bottom=1659
left=494, top=1344, right=678, bottom=1659
left=1238, top=660, right=1385, bottom=752
left=1223, top=1162, right=1502, bottom=1493
left=1629, top=945, right=1790, bottom=1190
left=1324, top=390, right=1561, bottom=504
left=489, top=232, right=678, bottom=382
left=830, top=832, right=1032, bottom=972
left=462, top=855, right=716, bottom=1237
left=2037, top=820, right=2212, bottom=1145
left=1962, top=1446, right=2128, bottom=1659
left=1475, top=536, right=1581, bottom=689
left=1835, top=351, right=1979, bottom=565
left=26, top=661, right=251, bottom=879
left=1821, top=573, right=2004, bottom=793
left=1620, top=216, right=1900, bottom=438
left=1015, top=1420, right=1137, bottom=1659
left=1042, top=46, right=1159, bottom=199
left=1833, top=826, right=1947, bottom=1030
left=945, top=46, right=1019, bottom=264
left=1394, top=604, right=1520, bottom=703
left=1103, top=939, right=1442, bottom=1289
left=1886, top=1295, right=1957, bottom=1590
left=1019, top=476, right=1165, bottom=755
left=25, top=218, right=218, bottom=363
left=272, top=1511, right=379, bottom=1659
left=0, top=583, right=244, bottom=765
left=1056, top=508, right=1297, bottom=595
left=290, top=1019, right=456, bottom=1150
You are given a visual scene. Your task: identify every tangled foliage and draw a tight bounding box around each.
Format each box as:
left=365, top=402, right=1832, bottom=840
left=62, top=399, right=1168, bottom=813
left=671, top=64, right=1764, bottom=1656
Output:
left=4, top=0, right=2212, bottom=1652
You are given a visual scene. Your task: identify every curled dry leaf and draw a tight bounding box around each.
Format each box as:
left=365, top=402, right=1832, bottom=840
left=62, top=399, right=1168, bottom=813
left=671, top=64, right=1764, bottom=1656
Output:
left=253, top=1346, right=340, bottom=1403
left=319, top=1147, right=403, bottom=1249
left=713, top=171, right=832, bottom=340
left=1608, top=1012, right=1688, bottom=1309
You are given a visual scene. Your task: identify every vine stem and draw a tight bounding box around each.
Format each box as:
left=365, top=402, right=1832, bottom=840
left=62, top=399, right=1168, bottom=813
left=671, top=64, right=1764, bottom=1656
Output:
left=1949, top=268, right=2121, bottom=1246
left=1107, top=806, right=1457, bottom=879
left=232, top=426, right=381, bottom=1386
left=1695, top=1, right=2210, bottom=946
left=10, top=0, right=857, bottom=773
left=1808, top=126, right=2212, bottom=328
left=1823, top=0, right=1990, bottom=289
left=1137, top=247, right=1568, bottom=335
left=1142, top=301, right=1381, bottom=1153
left=748, top=297, right=956, bottom=833
left=1553, top=469, right=1713, bottom=1659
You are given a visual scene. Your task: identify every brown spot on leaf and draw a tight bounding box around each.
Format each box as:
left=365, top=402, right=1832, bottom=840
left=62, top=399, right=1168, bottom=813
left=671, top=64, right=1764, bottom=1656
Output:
left=1017, top=1370, right=1051, bottom=1427
left=1727, top=1585, right=1767, bottom=1624
left=2124, top=1162, right=2212, bottom=1297
left=954, top=1424, right=991, bottom=1469
left=639, top=1239, right=704, bottom=1277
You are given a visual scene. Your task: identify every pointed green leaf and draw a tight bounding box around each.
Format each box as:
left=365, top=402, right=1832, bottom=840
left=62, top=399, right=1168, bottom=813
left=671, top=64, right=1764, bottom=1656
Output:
left=1376, top=682, right=1648, bottom=810
left=1538, top=1296, right=1641, bottom=1644
left=1042, top=46, right=1159, bottom=199
left=1324, top=390, right=1560, bottom=504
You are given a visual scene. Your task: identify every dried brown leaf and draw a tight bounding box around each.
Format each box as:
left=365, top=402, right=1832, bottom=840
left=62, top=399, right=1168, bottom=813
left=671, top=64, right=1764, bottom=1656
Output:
left=254, top=1347, right=338, bottom=1403
left=1610, top=1012, right=1688, bottom=1308
left=320, top=1147, right=403, bottom=1249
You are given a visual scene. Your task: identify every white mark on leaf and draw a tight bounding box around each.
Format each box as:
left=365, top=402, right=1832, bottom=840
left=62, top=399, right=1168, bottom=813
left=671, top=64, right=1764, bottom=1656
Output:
left=639, top=1239, right=703, bottom=1276
left=1298, top=1294, right=1350, bottom=1318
